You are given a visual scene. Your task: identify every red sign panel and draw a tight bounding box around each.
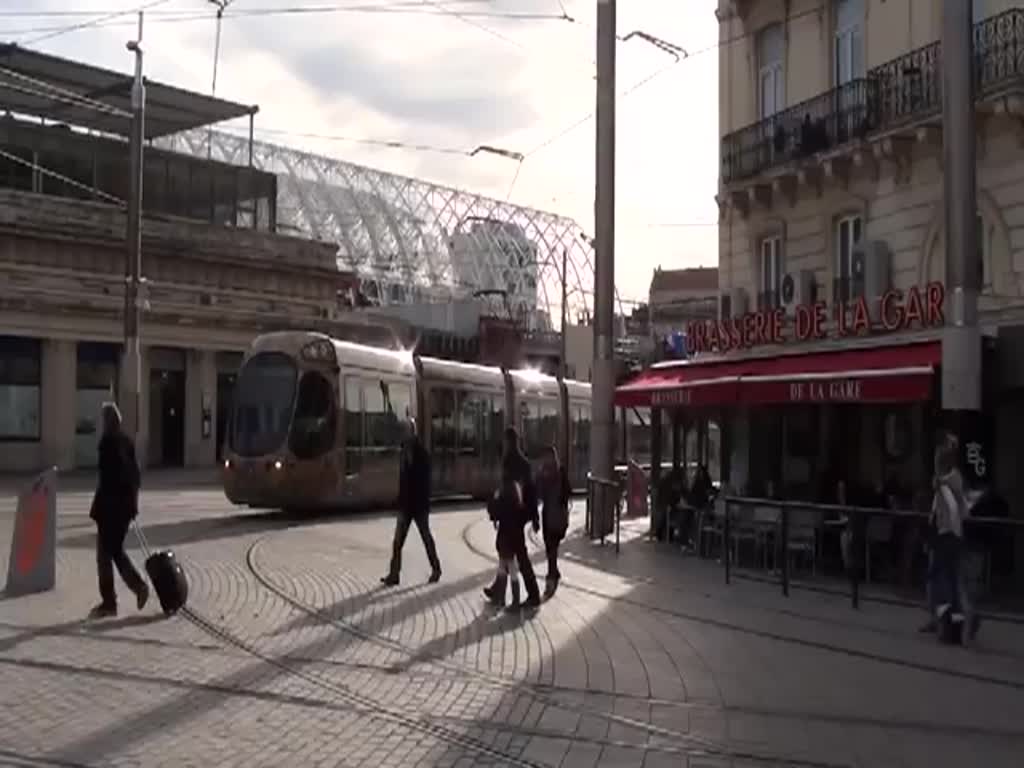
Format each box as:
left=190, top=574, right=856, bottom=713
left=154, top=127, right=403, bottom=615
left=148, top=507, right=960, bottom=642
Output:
left=685, top=282, right=945, bottom=356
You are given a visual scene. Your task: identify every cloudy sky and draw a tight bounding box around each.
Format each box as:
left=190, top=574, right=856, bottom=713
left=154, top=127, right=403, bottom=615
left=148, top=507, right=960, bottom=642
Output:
left=3, top=0, right=720, bottom=304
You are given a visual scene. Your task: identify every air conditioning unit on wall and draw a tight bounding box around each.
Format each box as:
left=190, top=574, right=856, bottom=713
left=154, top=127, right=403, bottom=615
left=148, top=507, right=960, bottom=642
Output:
left=780, top=270, right=817, bottom=316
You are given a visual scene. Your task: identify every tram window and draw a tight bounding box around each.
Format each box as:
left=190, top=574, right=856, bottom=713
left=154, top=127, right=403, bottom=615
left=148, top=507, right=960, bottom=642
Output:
left=364, top=382, right=388, bottom=456
left=386, top=382, right=412, bottom=439
left=457, top=392, right=483, bottom=457
left=289, top=371, right=337, bottom=460
left=574, top=406, right=591, bottom=453
left=539, top=402, right=558, bottom=450
left=344, top=377, right=362, bottom=473
left=520, top=399, right=544, bottom=458
left=486, top=396, right=504, bottom=464
left=429, top=388, right=456, bottom=456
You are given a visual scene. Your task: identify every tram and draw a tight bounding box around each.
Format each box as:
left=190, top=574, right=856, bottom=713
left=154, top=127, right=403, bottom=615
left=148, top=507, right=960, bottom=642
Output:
left=222, top=331, right=592, bottom=510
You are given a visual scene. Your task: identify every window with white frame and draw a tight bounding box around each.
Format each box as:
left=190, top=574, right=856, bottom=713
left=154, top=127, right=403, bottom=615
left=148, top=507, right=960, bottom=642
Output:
left=835, top=214, right=862, bottom=302
left=760, top=236, right=783, bottom=308
left=757, top=24, right=785, bottom=119
left=834, top=0, right=865, bottom=86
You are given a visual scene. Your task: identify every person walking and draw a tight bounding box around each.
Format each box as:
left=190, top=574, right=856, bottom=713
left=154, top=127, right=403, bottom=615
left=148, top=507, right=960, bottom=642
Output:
left=928, top=435, right=981, bottom=643
left=88, top=402, right=149, bottom=618
left=381, top=418, right=442, bottom=586
left=483, top=428, right=541, bottom=608
left=487, top=477, right=527, bottom=611
left=538, top=445, right=570, bottom=597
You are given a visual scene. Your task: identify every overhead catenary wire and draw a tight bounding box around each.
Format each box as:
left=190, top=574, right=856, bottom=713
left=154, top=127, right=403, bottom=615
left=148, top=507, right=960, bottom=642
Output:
left=19, top=0, right=176, bottom=45
left=1, top=1, right=562, bottom=38
left=522, top=4, right=828, bottom=158
left=0, top=147, right=125, bottom=205
left=0, top=67, right=133, bottom=118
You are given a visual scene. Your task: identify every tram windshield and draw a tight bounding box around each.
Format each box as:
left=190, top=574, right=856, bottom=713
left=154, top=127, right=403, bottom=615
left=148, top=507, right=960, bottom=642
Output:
left=229, top=352, right=297, bottom=457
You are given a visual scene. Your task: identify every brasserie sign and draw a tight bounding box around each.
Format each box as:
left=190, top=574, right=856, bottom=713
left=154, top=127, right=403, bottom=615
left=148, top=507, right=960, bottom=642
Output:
left=684, top=281, right=945, bottom=355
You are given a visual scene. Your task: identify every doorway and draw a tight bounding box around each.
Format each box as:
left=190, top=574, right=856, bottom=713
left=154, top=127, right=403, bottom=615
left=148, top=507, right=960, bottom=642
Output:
left=149, top=368, right=185, bottom=467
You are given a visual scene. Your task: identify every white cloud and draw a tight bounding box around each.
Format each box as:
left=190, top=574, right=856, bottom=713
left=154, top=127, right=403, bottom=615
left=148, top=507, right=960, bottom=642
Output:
left=4, top=0, right=721, bottom=304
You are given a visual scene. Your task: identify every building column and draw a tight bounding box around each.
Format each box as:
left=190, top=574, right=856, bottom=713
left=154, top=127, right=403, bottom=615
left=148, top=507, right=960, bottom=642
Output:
left=41, top=339, right=76, bottom=472
left=185, top=349, right=217, bottom=467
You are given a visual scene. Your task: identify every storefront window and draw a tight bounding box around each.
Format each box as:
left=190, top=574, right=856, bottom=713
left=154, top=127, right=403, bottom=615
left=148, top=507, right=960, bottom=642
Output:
left=75, top=342, right=121, bottom=467
left=0, top=336, right=41, bottom=441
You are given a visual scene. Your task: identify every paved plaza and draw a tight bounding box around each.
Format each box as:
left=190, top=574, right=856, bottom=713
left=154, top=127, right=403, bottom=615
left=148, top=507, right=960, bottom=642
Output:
left=2, top=477, right=1024, bottom=767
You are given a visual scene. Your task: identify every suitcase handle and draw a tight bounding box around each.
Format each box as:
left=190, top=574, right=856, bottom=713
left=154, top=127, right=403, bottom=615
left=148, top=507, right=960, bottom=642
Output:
left=132, top=518, right=153, bottom=558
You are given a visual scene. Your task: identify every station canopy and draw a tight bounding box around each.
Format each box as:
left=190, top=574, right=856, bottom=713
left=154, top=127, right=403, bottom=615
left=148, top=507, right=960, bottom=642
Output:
left=0, top=44, right=256, bottom=140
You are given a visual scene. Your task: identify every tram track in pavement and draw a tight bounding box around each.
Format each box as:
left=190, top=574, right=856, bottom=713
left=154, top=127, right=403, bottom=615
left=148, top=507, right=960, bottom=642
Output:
left=175, top=601, right=552, bottom=768
left=243, top=523, right=853, bottom=768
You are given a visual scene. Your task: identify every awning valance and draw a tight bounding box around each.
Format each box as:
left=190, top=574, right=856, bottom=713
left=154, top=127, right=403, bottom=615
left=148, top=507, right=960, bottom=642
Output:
left=615, top=340, right=941, bottom=408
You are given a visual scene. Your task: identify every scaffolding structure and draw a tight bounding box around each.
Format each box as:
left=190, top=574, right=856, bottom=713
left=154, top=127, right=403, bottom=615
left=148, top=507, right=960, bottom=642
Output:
left=158, top=128, right=607, bottom=330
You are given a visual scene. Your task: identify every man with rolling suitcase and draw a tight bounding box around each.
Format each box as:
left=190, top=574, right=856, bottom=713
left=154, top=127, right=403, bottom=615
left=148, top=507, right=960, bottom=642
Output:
left=88, top=402, right=149, bottom=618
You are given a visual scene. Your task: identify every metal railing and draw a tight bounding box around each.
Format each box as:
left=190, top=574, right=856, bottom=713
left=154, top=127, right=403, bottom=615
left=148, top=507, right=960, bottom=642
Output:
left=722, top=78, right=875, bottom=183
left=721, top=9, right=1024, bottom=184
left=585, top=473, right=622, bottom=554
left=714, top=496, right=1024, bottom=612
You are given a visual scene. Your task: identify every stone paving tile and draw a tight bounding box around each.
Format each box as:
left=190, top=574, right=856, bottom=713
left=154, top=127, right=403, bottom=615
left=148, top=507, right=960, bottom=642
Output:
left=3, top=489, right=1024, bottom=767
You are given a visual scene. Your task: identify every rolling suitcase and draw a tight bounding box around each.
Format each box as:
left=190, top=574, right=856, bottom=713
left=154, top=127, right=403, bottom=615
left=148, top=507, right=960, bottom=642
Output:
left=133, top=520, right=188, bottom=616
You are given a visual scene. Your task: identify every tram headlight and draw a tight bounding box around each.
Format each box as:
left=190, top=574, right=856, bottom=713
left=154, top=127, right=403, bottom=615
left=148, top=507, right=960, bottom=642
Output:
left=224, top=459, right=232, bottom=470
left=273, top=460, right=283, bottom=470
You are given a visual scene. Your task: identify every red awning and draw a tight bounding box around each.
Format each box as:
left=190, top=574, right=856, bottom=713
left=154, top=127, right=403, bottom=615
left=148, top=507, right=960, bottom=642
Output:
left=615, top=340, right=941, bottom=408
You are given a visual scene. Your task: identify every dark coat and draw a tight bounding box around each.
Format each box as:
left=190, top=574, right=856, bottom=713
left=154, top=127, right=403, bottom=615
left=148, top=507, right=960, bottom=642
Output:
left=398, top=438, right=431, bottom=517
left=502, top=451, right=539, bottom=530
left=493, top=482, right=527, bottom=559
left=90, top=432, right=141, bottom=526
left=539, top=464, right=571, bottom=537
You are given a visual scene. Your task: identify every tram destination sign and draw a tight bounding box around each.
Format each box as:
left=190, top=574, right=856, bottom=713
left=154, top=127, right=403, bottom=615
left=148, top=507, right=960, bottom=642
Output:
left=685, top=281, right=945, bottom=355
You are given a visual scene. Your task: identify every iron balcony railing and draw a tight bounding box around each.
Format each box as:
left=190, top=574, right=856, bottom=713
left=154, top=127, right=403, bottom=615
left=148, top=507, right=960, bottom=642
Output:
left=722, top=8, right=1024, bottom=184
left=722, top=78, right=875, bottom=183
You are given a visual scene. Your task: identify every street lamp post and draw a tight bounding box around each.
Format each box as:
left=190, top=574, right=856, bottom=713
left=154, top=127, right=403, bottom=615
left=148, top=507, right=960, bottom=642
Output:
left=592, top=0, right=617, bottom=537
left=122, top=13, right=146, bottom=440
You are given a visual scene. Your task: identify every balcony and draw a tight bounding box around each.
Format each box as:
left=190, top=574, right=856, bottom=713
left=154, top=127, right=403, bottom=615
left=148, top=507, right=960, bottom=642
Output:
left=721, top=8, right=1024, bottom=188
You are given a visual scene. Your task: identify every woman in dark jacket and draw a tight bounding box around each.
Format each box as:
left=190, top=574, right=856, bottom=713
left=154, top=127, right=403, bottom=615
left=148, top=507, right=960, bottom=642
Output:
left=483, top=428, right=541, bottom=608
left=537, top=445, right=570, bottom=595
left=89, top=402, right=148, bottom=618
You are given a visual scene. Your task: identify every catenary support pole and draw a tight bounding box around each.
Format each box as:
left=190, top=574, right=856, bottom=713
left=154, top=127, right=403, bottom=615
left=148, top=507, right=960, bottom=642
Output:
left=591, top=0, right=617, bottom=536
left=560, top=248, right=570, bottom=472
left=123, top=12, right=146, bottom=439
left=940, top=0, right=982, bottom=464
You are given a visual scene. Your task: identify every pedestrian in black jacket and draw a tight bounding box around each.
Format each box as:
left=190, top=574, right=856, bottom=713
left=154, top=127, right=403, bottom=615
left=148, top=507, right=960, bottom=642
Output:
left=382, top=418, right=442, bottom=586
left=88, top=402, right=148, bottom=618
left=483, top=427, right=541, bottom=608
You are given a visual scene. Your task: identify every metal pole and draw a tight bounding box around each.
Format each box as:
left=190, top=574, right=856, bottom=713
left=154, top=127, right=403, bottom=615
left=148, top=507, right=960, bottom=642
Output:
left=123, top=13, right=146, bottom=440
left=591, top=0, right=617, bottom=537
left=560, top=248, right=570, bottom=471
left=941, top=0, right=982, bottom=449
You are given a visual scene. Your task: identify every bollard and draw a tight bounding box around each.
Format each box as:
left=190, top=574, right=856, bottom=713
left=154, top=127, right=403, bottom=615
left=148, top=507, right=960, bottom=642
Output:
left=780, top=502, right=790, bottom=598
left=5, top=467, right=58, bottom=597
left=723, top=499, right=731, bottom=585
